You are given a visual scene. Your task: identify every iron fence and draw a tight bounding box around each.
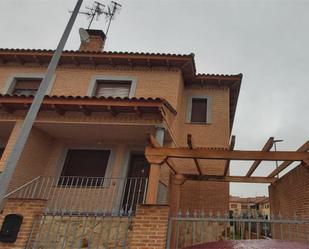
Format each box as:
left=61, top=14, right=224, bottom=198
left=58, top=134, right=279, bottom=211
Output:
left=26, top=213, right=132, bottom=249
left=166, top=211, right=309, bottom=249
left=4, top=176, right=148, bottom=215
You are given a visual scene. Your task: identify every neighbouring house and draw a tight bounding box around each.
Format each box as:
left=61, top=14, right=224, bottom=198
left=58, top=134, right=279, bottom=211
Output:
left=229, top=195, right=269, bottom=218
left=251, top=197, right=270, bottom=218
left=0, top=28, right=242, bottom=248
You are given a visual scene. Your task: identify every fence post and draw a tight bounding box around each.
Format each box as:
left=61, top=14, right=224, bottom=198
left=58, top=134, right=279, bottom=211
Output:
left=129, top=204, right=169, bottom=249
left=0, top=199, right=46, bottom=249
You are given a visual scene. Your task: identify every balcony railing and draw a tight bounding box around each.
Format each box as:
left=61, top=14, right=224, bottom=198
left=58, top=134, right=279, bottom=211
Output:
left=5, top=176, right=148, bottom=215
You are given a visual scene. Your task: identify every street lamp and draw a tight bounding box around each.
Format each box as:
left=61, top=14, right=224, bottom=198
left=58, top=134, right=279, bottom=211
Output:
left=273, top=139, right=284, bottom=178
left=0, top=0, right=84, bottom=205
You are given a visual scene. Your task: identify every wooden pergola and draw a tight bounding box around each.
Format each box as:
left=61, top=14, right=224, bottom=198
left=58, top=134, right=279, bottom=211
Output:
left=145, top=135, right=309, bottom=204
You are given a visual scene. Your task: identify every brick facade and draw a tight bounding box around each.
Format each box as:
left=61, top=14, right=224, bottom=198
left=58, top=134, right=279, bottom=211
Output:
left=0, top=198, right=46, bottom=249
left=0, top=121, right=22, bottom=173
left=129, top=204, right=169, bottom=249
left=269, top=164, right=309, bottom=241
left=0, top=44, right=235, bottom=247
left=180, top=180, right=229, bottom=214
left=0, top=64, right=230, bottom=212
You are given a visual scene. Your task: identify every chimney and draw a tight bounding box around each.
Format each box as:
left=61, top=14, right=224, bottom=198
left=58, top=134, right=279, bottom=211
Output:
left=79, top=29, right=106, bottom=52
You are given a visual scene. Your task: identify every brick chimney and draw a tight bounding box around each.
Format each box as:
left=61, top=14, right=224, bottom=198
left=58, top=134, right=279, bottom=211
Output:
left=79, top=29, right=106, bottom=52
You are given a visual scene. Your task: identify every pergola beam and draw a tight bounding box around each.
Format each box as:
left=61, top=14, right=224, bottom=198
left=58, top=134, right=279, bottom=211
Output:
left=246, top=137, right=274, bottom=177
left=223, top=135, right=236, bottom=176
left=187, top=134, right=202, bottom=175
left=268, top=141, right=309, bottom=178
left=185, top=174, right=275, bottom=184
left=145, top=146, right=309, bottom=163
left=149, top=134, right=177, bottom=174
left=165, top=159, right=177, bottom=175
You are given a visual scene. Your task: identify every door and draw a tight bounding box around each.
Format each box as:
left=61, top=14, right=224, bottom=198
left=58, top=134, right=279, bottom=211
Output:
left=122, top=154, right=150, bottom=213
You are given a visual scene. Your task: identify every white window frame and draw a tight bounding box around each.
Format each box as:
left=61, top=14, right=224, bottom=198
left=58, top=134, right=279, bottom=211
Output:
left=87, top=75, right=137, bottom=98
left=2, top=73, right=55, bottom=95
left=186, top=95, right=212, bottom=124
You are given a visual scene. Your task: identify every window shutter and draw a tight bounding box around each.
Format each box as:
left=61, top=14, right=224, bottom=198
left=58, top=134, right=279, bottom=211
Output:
left=95, top=82, right=131, bottom=98
left=60, top=149, right=111, bottom=186
left=191, top=98, right=207, bottom=123
left=61, top=149, right=110, bottom=177
left=12, top=79, right=41, bottom=96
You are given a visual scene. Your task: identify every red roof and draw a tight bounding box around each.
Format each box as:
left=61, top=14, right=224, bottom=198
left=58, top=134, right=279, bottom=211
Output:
left=229, top=196, right=268, bottom=204
left=0, top=94, right=177, bottom=116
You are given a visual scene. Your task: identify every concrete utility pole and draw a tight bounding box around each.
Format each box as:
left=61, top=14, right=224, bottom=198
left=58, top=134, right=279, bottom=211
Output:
left=0, top=0, right=84, bottom=205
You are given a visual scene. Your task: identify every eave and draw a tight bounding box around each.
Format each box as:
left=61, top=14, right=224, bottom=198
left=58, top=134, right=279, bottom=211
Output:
left=0, top=94, right=177, bottom=117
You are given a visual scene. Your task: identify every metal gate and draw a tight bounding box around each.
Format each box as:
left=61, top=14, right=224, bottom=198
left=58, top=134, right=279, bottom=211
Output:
left=166, top=211, right=309, bottom=249
left=25, top=213, right=132, bottom=249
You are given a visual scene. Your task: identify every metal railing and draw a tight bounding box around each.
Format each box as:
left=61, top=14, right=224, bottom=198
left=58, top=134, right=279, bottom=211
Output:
left=167, top=211, right=309, bottom=249
left=26, top=213, right=132, bottom=249
left=5, top=176, right=148, bottom=215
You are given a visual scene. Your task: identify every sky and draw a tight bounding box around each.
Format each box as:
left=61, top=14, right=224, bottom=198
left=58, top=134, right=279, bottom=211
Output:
left=0, top=0, right=308, bottom=197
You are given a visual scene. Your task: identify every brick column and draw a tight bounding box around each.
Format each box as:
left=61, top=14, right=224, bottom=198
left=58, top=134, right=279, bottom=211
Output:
left=0, top=198, right=46, bottom=249
left=129, top=204, right=169, bottom=249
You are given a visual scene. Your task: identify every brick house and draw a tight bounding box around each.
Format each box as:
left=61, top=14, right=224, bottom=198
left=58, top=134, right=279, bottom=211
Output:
left=229, top=196, right=269, bottom=218
left=0, top=29, right=242, bottom=248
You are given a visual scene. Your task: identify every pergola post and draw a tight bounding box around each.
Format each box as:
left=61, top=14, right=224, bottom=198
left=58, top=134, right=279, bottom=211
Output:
left=169, top=174, right=185, bottom=248
left=146, top=163, right=161, bottom=204
left=145, top=125, right=165, bottom=204
left=169, top=174, right=185, bottom=216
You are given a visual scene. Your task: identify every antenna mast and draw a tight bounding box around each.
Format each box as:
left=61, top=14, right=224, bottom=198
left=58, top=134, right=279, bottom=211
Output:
left=104, top=1, right=122, bottom=36
left=73, top=1, right=105, bottom=29
left=74, top=0, right=122, bottom=36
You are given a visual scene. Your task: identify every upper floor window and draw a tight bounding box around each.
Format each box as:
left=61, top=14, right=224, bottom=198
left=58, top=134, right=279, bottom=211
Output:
left=2, top=74, right=53, bottom=96
left=230, top=204, right=237, bottom=208
left=191, top=98, right=207, bottom=123
left=88, top=76, right=137, bottom=98
left=95, top=80, right=131, bottom=98
left=12, top=78, right=41, bottom=96
left=186, top=95, right=212, bottom=124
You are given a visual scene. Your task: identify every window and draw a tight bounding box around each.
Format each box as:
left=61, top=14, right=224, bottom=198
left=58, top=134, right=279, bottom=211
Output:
left=187, top=95, right=211, bottom=124
left=231, top=204, right=237, bottom=208
left=191, top=98, right=207, bottom=123
left=3, top=74, right=55, bottom=96
left=95, top=80, right=131, bottom=98
left=241, top=204, right=248, bottom=209
left=12, top=78, right=41, bottom=96
left=60, top=149, right=111, bottom=186
left=88, top=76, right=137, bottom=98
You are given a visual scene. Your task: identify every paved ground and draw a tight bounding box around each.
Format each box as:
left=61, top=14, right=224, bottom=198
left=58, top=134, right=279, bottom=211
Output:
left=184, top=240, right=309, bottom=249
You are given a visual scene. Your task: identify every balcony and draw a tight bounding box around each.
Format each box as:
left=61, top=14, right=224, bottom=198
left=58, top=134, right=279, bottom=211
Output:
left=4, top=176, right=148, bottom=215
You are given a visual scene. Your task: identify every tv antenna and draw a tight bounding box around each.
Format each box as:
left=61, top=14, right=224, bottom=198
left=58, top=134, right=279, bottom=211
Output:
left=73, top=1, right=105, bottom=29
left=72, top=1, right=122, bottom=36
left=103, top=1, right=122, bottom=36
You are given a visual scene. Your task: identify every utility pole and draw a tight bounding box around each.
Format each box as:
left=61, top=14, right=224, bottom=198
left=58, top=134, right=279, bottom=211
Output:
left=0, top=0, right=84, bottom=205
